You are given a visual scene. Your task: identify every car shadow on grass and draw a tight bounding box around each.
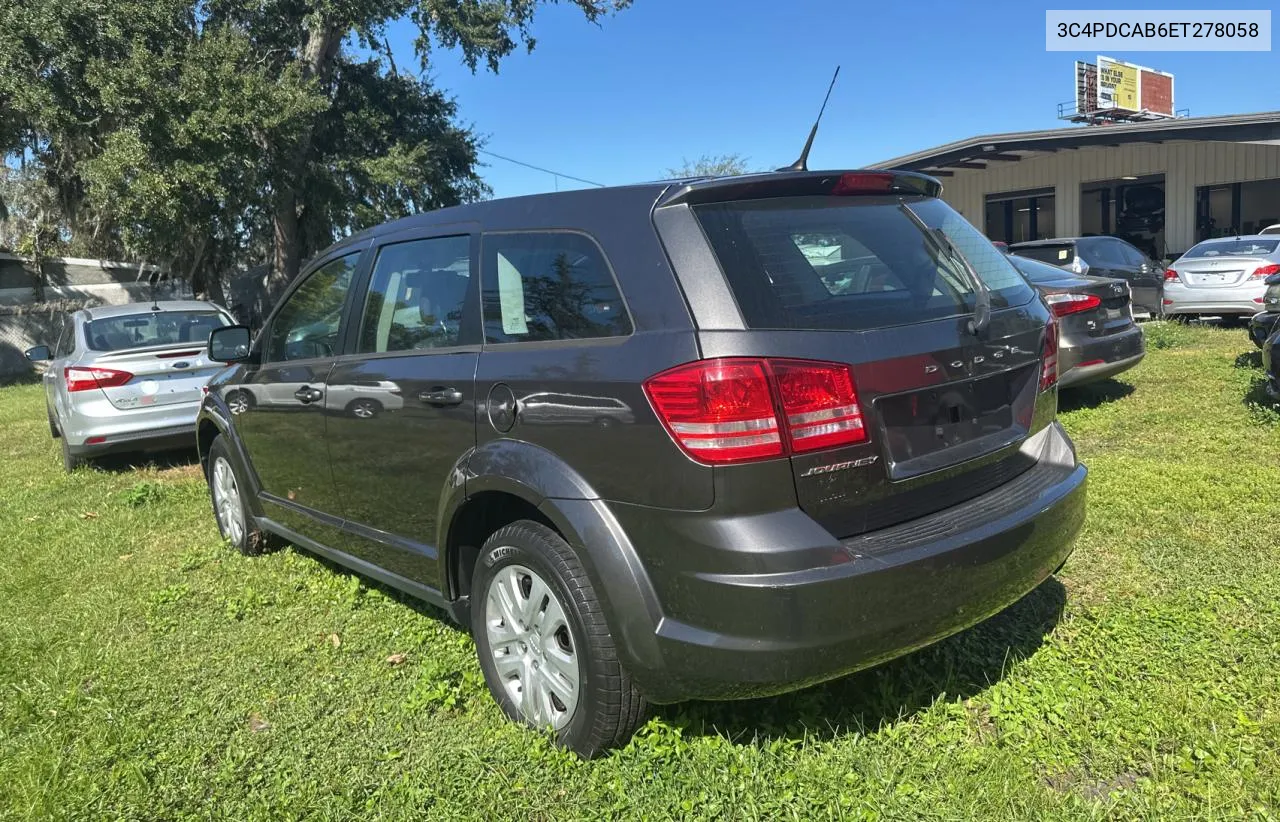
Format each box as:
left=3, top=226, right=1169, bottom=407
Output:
left=1235, top=351, right=1263, bottom=369
left=1242, top=376, right=1279, bottom=420
left=93, top=448, right=202, bottom=474
left=1057, top=379, right=1135, bottom=413
left=659, top=577, right=1067, bottom=745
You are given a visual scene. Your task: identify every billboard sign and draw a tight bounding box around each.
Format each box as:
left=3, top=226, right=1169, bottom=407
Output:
left=1094, top=56, right=1175, bottom=118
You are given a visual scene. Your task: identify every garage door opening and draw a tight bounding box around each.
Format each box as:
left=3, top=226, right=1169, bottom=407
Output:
left=1081, top=174, right=1165, bottom=261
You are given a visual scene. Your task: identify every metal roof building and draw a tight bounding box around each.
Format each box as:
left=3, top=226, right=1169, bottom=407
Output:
left=872, top=111, right=1280, bottom=259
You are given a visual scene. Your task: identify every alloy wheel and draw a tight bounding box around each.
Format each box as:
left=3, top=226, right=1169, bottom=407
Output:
left=211, top=456, right=245, bottom=546
left=484, top=563, right=581, bottom=730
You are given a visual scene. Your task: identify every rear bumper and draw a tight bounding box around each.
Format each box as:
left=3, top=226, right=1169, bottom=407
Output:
left=617, top=422, right=1086, bottom=702
left=67, top=423, right=196, bottom=457
left=1058, top=326, right=1145, bottom=388
left=1163, top=283, right=1265, bottom=316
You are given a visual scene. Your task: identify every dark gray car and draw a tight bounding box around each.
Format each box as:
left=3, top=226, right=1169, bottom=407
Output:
left=195, top=170, right=1087, bottom=757
left=1008, top=255, right=1145, bottom=388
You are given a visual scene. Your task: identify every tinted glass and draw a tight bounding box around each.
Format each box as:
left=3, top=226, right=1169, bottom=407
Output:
left=1011, top=243, right=1075, bottom=266
left=357, top=236, right=473, bottom=353
left=266, top=253, right=359, bottom=361
left=1009, top=254, right=1076, bottom=285
left=1182, top=238, right=1280, bottom=258
left=694, top=196, right=1033, bottom=331
left=1115, top=241, right=1146, bottom=266
left=1086, top=239, right=1125, bottom=266
left=481, top=232, right=631, bottom=343
left=85, top=311, right=230, bottom=352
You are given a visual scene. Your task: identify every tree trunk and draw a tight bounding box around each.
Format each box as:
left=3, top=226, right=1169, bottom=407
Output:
left=266, top=21, right=341, bottom=297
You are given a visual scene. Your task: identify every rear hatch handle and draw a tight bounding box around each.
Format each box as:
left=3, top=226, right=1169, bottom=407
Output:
left=897, top=203, right=992, bottom=336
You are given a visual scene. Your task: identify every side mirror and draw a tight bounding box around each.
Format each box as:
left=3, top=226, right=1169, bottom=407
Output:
left=24, top=345, right=51, bottom=362
left=208, top=326, right=252, bottom=363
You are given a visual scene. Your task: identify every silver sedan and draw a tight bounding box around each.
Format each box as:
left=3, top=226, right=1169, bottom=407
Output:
left=1163, top=236, right=1280, bottom=320
left=25, top=300, right=235, bottom=470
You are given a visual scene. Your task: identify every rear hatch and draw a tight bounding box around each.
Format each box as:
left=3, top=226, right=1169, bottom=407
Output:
left=686, top=176, right=1053, bottom=537
left=1010, top=242, right=1077, bottom=268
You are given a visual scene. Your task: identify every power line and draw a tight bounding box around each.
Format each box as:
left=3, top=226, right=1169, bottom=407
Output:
left=478, top=149, right=606, bottom=189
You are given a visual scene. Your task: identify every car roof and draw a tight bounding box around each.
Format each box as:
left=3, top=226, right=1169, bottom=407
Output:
left=308, top=169, right=944, bottom=262
left=81, top=300, right=228, bottom=321
left=1010, top=238, right=1089, bottom=247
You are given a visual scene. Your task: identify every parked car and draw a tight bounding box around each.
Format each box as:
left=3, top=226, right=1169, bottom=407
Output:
left=1260, top=224, right=1280, bottom=236
left=1162, top=235, right=1280, bottom=322
left=1007, top=255, right=1145, bottom=387
left=24, top=301, right=235, bottom=471
left=1009, top=236, right=1164, bottom=319
left=195, top=170, right=1087, bottom=757
left=1263, top=325, right=1280, bottom=399
left=1247, top=272, right=1280, bottom=347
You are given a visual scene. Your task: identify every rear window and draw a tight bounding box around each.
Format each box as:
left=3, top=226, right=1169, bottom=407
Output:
left=693, top=196, right=1034, bottom=331
left=1181, top=238, right=1280, bottom=259
left=86, top=310, right=230, bottom=352
left=1008, top=254, right=1074, bottom=285
left=1010, top=244, right=1076, bottom=266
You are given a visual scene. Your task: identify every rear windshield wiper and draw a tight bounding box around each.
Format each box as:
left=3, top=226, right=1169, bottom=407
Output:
left=897, top=203, right=992, bottom=336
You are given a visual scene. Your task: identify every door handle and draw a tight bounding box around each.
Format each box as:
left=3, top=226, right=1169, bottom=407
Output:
left=418, top=387, right=464, bottom=406
left=294, top=386, right=323, bottom=403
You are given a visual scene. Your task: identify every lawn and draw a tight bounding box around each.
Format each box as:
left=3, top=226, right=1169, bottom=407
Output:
left=2, top=324, right=1279, bottom=820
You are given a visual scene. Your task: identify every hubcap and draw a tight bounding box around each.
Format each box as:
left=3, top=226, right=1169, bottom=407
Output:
left=211, top=457, right=245, bottom=546
left=228, top=392, right=249, bottom=415
left=484, top=563, right=580, bottom=730
left=353, top=401, right=375, bottom=419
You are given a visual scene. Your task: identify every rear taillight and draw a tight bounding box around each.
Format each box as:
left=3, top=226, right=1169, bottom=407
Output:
left=643, top=358, right=865, bottom=465
left=1043, top=292, right=1102, bottom=317
left=1164, top=268, right=1180, bottom=282
left=1249, top=264, right=1280, bottom=280
left=65, top=366, right=133, bottom=392
left=1040, top=322, right=1058, bottom=392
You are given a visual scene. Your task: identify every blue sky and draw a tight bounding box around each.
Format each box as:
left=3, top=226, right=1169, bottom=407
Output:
left=386, top=1, right=1278, bottom=199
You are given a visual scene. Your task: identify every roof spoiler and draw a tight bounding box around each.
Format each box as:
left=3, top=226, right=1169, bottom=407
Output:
left=656, top=170, right=943, bottom=208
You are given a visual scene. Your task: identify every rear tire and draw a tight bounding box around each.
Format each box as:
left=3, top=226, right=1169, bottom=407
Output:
left=206, top=434, right=279, bottom=555
left=347, top=398, right=381, bottom=419
left=226, top=389, right=254, bottom=416
left=61, top=438, right=83, bottom=472
left=471, top=520, right=648, bottom=758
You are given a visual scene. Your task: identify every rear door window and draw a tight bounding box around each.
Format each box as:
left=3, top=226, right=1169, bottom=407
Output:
left=480, top=232, right=631, bottom=343
left=693, top=196, right=1033, bottom=331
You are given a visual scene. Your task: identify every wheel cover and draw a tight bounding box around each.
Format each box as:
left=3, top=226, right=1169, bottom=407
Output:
left=211, top=456, right=245, bottom=546
left=484, top=562, right=580, bottom=730
left=353, top=400, right=375, bottom=419
left=228, top=392, right=249, bottom=415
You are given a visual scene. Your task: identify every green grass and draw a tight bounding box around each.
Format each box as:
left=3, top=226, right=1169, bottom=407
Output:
left=2, top=324, right=1280, bottom=819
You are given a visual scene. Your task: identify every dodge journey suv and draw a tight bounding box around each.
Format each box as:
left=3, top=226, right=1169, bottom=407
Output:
left=198, top=170, right=1088, bottom=757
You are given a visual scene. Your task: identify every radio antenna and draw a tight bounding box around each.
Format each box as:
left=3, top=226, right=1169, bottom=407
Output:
left=777, top=66, right=840, bottom=173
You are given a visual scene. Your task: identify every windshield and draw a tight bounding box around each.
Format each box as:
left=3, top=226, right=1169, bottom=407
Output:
left=1181, top=238, right=1279, bottom=259
left=693, top=196, right=1033, bottom=331
left=85, top=310, right=230, bottom=352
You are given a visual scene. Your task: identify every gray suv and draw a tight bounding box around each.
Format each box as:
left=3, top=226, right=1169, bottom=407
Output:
left=197, top=170, right=1088, bottom=756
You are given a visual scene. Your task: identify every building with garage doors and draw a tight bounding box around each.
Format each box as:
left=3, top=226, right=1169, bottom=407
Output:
left=871, top=111, right=1280, bottom=262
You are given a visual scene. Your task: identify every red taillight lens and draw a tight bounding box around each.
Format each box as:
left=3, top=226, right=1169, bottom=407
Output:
left=1040, top=322, right=1059, bottom=392
left=1163, top=268, right=1180, bottom=282
left=769, top=359, right=866, bottom=452
left=65, top=366, right=133, bottom=392
left=643, top=359, right=782, bottom=463
left=1249, top=264, right=1280, bottom=280
left=831, top=172, right=894, bottom=195
left=643, top=358, right=866, bottom=464
left=1043, top=292, right=1102, bottom=317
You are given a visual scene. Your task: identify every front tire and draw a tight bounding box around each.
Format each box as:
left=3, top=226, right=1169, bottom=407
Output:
left=471, top=520, right=647, bottom=758
left=206, top=434, right=278, bottom=555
